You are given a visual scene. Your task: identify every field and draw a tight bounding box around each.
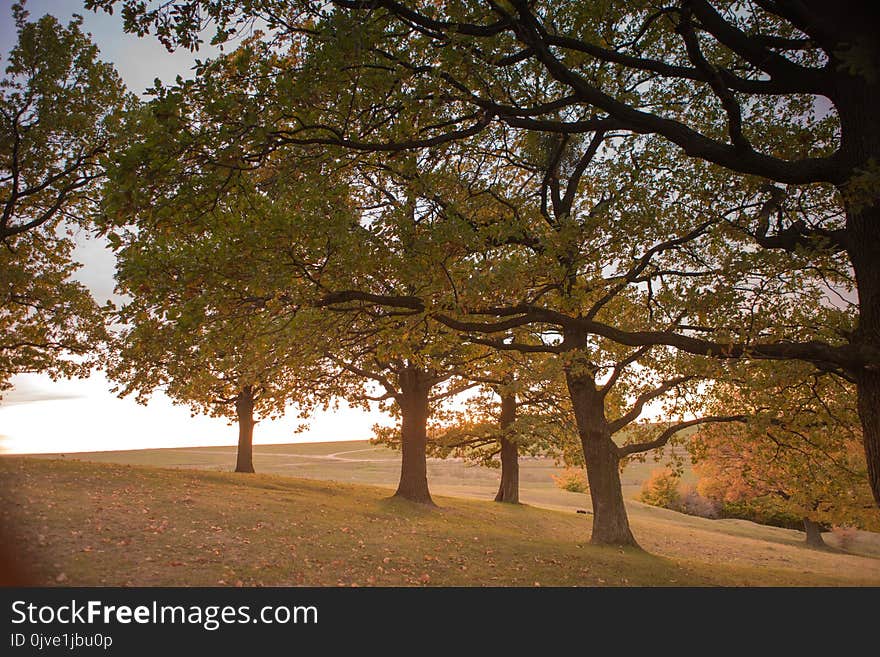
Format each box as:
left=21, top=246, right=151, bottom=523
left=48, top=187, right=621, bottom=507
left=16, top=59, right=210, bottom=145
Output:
left=2, top=441, right=880, bottom=586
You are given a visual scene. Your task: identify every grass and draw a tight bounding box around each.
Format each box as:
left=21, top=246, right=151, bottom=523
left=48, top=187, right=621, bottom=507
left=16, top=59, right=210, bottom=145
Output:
left=2, top=445, right=880, bottom=586
left=19, top=439, right=682, bottom=501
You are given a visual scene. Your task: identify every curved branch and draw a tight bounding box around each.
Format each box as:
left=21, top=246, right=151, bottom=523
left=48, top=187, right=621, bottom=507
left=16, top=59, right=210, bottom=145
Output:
left=617, top=414, right=747, bottom=457
left=325, top=353, right=400, bottom=401
left=608, top=375, right=697, bottom=433
left=507, top=0, right=842, bottom=184
left=601, top=344, right=653, bottom=396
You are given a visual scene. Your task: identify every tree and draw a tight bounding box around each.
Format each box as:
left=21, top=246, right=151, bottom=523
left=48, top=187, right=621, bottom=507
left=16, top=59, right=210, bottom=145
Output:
left=0, top=224, right=107, bottom=394
left=427, top=349, right=580, bottom=504
left=323, top=131, right=754, bottom=545
left=97, top=73, right=361, bottom=470
left=337, top=348, right=478, bottom=506
left=108, top=192, right=328, bottom=473
left=1, top=6, right=128, bottom=392
left=314, top=165, right=489, bottom=505
left=691, top=362, right=879, bottom=547
left=88, top=0, right=880, bottom=506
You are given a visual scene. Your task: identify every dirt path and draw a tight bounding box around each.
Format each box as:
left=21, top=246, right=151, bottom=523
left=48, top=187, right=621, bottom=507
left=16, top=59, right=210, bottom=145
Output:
left=170, top=447, right=393, bottom=463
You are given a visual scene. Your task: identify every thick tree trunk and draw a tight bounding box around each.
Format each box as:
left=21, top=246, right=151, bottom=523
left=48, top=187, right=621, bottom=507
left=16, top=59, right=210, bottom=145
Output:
left=394, top=366, right=435, bottom=505
left=495, top=392, right=519, bottom=503
left=849, top=202, right=880, bottom=507
left=856, top=370, right=880, bottom=507
left=838, top=66, right=880, bottom=507
left=803, top=518, right=827, bottom=548
left=234, top=387, right=255, bottom=474
left=580, top=432, right=635, bottom=546
left=565, top=365, right=638, bottom=547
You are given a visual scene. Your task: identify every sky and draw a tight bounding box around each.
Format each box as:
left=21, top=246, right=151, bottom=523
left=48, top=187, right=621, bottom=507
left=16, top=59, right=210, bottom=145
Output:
left=0, top=0, right=392, bottom=454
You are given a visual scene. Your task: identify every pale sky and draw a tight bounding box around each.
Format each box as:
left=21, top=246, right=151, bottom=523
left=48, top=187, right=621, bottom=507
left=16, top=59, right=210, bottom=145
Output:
left=0, top=0, right=390, bottom=454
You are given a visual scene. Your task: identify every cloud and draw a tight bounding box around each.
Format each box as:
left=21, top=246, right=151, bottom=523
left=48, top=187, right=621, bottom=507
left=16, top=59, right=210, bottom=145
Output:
left=1, top=373, right=86, bottom=406
left=0, top=389, right=85, bottom=406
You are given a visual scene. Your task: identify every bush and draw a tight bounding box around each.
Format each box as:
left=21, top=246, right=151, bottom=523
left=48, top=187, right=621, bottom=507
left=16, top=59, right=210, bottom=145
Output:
left=639, top=469, right=681, bottom=509
left=640, top=471, right=720, bottom=519
left=552, top=467, right=589, bottom=493
left=831, top=526, right=858, bottom=551
left=678, top=485, right=720, bottom=519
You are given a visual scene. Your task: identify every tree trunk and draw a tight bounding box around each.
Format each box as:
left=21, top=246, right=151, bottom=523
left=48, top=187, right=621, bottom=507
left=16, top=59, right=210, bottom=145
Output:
left=856, top=370, right=880, bottom=507
left=837, top=64, right=880, bottom=507
left=580, top=431, right=636, bottom=546
left=565, top=364, right=638, bottom=547
left=234, top=387, right=255, bottom=474
left=394, top=366, right=435, bottom=505
left=495, top=392, right=519, bottom=503
left=848, top=202, right=880, bottom=507
left=803, top=517, right=827, bottom=548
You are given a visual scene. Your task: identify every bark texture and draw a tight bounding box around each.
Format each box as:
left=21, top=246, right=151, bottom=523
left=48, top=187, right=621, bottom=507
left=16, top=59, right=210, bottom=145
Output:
left=494, top=392, right=520, bottom=504
left=234, top=387, right=255, bottom=474
left=566, top=364, right=638, bottom=547
left=394, top=365, right=435, bottom=505
left=803, top=517, right=827, bottom=548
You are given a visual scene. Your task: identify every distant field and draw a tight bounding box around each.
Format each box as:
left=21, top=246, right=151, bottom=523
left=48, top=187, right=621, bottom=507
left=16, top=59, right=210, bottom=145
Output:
left=2, top=443, right=880, bottom=586
left=21, top=439, right=684, bottom=504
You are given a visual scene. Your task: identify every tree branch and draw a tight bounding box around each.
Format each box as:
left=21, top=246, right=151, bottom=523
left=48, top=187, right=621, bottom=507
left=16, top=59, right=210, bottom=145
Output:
left=608, top=375, right=697, bottom=433
left=617, top=414, right=747, bottom=457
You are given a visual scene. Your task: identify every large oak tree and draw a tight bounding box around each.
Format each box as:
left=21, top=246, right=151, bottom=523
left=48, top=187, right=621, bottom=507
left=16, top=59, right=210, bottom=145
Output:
left=108, top=184, right=332, bottom=473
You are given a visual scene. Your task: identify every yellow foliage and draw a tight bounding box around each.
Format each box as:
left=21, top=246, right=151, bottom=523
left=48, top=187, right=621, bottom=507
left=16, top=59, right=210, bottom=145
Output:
left=552, top=467, right=589, bottom=493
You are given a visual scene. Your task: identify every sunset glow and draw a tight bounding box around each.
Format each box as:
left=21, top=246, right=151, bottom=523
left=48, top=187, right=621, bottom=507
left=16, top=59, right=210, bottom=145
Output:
left=0, top=372, right=388, bottom=455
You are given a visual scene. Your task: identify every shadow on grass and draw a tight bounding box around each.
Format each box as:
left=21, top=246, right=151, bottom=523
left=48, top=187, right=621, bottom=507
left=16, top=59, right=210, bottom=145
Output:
left=377, top=495, right=445, bottom=517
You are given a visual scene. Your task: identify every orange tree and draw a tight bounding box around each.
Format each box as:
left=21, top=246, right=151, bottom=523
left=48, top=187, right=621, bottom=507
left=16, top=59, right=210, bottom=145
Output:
left=691, top=361, right=879, bottom=546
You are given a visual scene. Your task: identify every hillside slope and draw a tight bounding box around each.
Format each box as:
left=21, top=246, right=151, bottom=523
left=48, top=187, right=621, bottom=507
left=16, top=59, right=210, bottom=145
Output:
left=1, top=456, right=879, bottom=586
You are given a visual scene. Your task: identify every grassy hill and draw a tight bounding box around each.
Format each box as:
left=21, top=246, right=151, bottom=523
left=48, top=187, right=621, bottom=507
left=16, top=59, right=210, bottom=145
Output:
left=2, top=444, right=880, bottom=586
left=12, top=439, right=689, bottom=503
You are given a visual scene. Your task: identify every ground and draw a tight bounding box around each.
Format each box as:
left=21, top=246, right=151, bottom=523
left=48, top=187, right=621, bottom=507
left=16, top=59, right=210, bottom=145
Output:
left=1, top=441, right=879, bottom=586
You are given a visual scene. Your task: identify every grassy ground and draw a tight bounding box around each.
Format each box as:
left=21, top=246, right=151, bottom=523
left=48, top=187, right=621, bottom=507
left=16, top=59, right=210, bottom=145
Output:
left=2, top=444, right=880, bottom=586
left=20, top=439, right=681, bottom=501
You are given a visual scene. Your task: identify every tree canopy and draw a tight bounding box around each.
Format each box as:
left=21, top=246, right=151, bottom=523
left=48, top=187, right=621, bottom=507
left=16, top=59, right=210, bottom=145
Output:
left=1, top=6, right=129, bottom=393
left=84, top=0, right=880, bottom=507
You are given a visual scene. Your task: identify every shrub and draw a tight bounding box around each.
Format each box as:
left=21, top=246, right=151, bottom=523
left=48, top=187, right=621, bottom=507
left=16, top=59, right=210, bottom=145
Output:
left=640, top=472, right=721, bottom=519
left=831, top=526, right=858, bottom=552
left=639, top=469, right=681, bottom=509
left=678, top=485, right=720, bottom=519
left=552, top=467, right=589, bottom=493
